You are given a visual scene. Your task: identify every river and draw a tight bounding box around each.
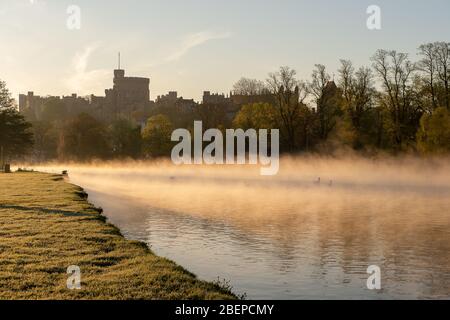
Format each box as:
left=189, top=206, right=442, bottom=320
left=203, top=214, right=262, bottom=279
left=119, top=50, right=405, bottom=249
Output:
left=33, top=157, right=450, bottom=299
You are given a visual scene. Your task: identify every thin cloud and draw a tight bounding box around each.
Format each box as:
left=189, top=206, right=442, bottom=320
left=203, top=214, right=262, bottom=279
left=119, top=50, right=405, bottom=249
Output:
left=65, top=45, right=110, bottom=95
left=165, top=31, right=232, bottom=62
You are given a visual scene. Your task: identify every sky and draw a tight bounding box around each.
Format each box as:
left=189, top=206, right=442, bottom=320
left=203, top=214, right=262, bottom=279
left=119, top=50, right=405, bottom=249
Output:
left=0, top=0, right=449, bottom=102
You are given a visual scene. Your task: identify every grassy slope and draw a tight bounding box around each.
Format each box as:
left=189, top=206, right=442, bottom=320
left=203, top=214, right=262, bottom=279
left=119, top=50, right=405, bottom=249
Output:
left=0, top=172, right=235, bottom=300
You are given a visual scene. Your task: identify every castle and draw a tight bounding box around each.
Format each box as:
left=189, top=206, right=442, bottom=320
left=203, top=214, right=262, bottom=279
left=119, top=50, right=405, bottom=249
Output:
left=201, top=91, right=275, bottom=120
left=19, top=62, right=277, bottom=124
left=19, top=66, right=152, bottom=123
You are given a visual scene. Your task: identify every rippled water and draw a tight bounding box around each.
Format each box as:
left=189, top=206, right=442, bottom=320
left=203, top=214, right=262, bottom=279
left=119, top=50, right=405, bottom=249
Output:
left=34, top=158, right=450, bottom=299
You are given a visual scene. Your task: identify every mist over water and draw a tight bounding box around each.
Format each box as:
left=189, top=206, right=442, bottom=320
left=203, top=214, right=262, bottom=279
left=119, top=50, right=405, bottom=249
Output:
left=30, top=157, right=450, bottom=299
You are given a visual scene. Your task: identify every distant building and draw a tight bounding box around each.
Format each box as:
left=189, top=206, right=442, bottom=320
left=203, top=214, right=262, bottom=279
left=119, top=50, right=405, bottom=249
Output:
left=19, top=91, right=47, bottom=119
left=202, top=91, right=229, bottom=105
left=201, top=90, right=276, bottom=120
left=103, top=68, right=150, bottom=116
left=156, top=91, right=196, bottom=110
left=19, top=60, right=279, bottom=124
left=19, top=66, right=152, bottom=122
left=230, top=92, right=275, bottom=107
left=156, top=91, right=178, bottom=104
left=202, top=90, right=275, bottom=107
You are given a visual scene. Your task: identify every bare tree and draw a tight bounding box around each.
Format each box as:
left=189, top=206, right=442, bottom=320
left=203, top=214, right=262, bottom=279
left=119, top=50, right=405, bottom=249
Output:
left=233, top=77, right=268, bottom=95
left=338, top=60, right=375, bottom=132
left=308, top=64, right=341, bottom=140
left=434, top=42, right=450, bottom=109
left=371, top=50, right=419, bottom=149
left=418, top=43, right=438, bottom=109
left=266, top=66, right=308, bottom=151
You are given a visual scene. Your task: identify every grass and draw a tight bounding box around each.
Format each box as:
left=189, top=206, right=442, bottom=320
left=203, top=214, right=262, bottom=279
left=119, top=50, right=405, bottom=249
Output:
left=0, top=172, right=236, bottom=300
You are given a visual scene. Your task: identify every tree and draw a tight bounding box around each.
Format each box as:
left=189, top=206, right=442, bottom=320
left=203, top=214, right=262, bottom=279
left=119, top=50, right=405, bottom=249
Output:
left=233, top=102, right=278, bottom=130
left=40, top=97, right=68, bottom=123
left=109, top=118, right=142, bottom=159
left=233, top=77, right=268, bottom=95
left=338, top=60, right=375, bottom=148
left=142, top=114, right=174, bottom=157
left=58, top=113, right=110, bottom=161
left=0, top=80, right=14, bottom=110
left=267, top=66, right=309, bottom=151
left=371, top=50, right=422, bottom=150
left=434, top=42, right=450, bottom=110
left=195, top=103, right=229, bottom=129
left=151, top=102, right=196, bottom=129
left=418, top=43, right=439, bottom=110
left=417, top=107, right=450, bottom=154
left=309, top=64, right=343, bottom=141
left=0, top=80, right=33, bottom=162
left=31, top=121, right=58, bottom=161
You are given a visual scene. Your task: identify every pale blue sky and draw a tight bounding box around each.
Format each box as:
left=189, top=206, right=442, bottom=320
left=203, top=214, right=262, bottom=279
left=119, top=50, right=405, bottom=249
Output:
left=1, top=0, right=449, bottom=101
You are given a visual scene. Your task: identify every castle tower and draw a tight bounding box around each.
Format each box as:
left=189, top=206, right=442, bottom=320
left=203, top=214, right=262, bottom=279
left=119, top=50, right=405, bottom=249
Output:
left=106, top=53, right=150, bottom=117
left=114, top=52, right=125, bottom=80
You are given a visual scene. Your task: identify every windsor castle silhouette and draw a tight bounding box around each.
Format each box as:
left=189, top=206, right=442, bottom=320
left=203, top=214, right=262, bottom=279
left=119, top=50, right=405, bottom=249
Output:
left=19, top=58, right=275, bottom=124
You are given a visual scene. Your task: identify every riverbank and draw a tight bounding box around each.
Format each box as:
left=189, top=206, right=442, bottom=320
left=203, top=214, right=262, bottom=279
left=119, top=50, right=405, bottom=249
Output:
left=0, top=172, right=236, bottom=299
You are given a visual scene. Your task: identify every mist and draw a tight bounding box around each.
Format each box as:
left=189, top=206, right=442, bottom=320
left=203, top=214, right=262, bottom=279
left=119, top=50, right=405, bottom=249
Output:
left=26, top=155, right=450, bottom=236
left=26, top=155, right=450, bottom=207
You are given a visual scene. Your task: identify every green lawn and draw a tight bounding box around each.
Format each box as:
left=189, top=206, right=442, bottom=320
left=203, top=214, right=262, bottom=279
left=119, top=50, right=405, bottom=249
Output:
left=0, top=172, right=236, bottom=300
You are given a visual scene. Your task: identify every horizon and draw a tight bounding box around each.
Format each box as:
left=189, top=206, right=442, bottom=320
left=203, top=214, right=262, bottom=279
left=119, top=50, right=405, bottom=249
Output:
left=1, top=0, right=450, bottom=101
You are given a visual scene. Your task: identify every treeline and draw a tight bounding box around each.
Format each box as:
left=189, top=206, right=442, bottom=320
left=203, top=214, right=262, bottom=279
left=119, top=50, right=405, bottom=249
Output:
left=144, top=42, right=450, bottom=156
left=231, top=43, right=450, bottom=155
left=1, top=42, right=450, bottom=163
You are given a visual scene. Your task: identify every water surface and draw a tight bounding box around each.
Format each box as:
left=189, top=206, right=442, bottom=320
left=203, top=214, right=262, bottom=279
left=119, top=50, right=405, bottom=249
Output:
left=36, top=158, right=450, bottom=299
